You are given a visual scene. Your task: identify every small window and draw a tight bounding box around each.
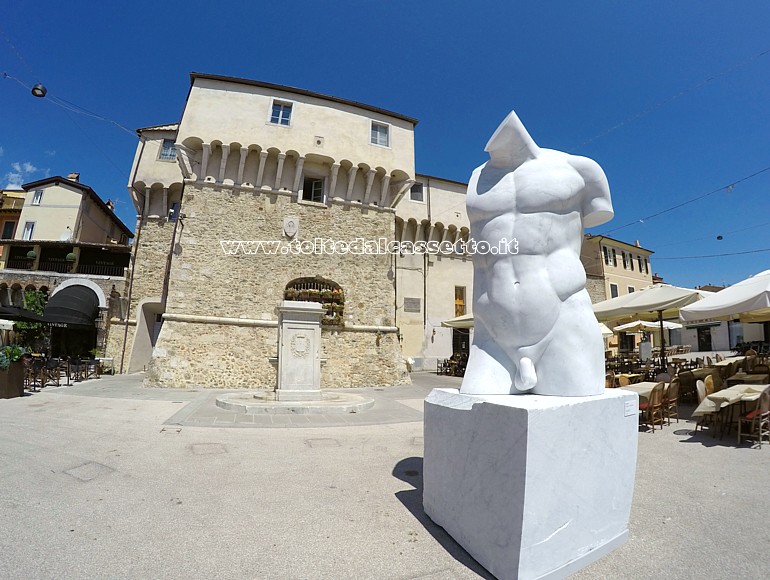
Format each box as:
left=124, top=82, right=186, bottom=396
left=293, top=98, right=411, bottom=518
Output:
left=637, top=256, right=643, bottom=272
left=621, top=251, right=628, bottom=269
left=31, top=190, right=43, bottom=205
left=628, top=287, right=635, bottom=293
left=410, top=183, right=424, bottom=202
left=168, top=201, right=181, bottom=222
left=610, top=283, right=619, bottom=298
left=302, top=177, right=325, bottom=203
left=644, top=258, right=649, bottom=274
left=22, top=221, right=35, bottom=240
left=629, top=254, right=634, bottom=271
left=159, top=139, right=177, bottom=162
left=602, top=246, right=610, bottom=265
left=1, top=221, right=15, bottom=239
left=455, top=286, right=466, bottom=317
left=371, top=122, right=389, bottom=147
left=611, top=249, right=617, bottom=267
left=270, top=100, right=292, bottom=126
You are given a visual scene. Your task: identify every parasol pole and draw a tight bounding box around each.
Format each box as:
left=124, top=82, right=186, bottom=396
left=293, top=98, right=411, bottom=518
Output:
left=658, top=309, right=666, bottom=372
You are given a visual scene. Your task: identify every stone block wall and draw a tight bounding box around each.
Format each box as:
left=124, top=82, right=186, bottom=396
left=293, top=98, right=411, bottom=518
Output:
left=145, top=183, right=409, bottom=388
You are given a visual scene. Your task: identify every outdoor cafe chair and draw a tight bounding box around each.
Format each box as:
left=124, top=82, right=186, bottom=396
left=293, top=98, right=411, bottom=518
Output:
left=738, top=385, right=770, bottom=448
left=655, top=372, right=671, bottom=383
left=617, top=375, right=630, bottom=387
left=639, top=382, right=665, bottom=432
left=715, top=353, right=724, bottom=362
left=695, top=380, right=714, bottom=432
left=663, top=377, right=680, bottom=425
left=605, top=372, right=615, bottom=389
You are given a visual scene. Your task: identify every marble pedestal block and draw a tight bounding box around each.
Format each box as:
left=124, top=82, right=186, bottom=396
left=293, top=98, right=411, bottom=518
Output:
left=276, top=301, right=324, bottom=401
left=423, top=388, right=638, bottom=580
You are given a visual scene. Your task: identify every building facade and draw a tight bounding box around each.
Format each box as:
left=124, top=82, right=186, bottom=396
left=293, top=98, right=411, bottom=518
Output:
left=0, top=174, right=132, bottom=356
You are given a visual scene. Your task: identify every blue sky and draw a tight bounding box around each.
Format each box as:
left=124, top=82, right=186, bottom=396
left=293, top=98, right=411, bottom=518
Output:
left=1, top=1, right=768, bottom=288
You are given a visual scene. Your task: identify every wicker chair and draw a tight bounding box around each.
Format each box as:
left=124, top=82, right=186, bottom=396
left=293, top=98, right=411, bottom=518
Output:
left=639, top=382, right=665, bottom=432
left=738, top=386, right=770, bottom=448
left=695, top=379, right=714, bottom=432
left=663, top=377, right=680, bottom=425
left=605, top=372, right=616, bottom=389
left=617, top=375, right=631, bottom=387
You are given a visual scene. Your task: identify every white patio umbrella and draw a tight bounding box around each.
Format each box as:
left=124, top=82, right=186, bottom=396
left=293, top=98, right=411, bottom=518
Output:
left=441, top=313, right=474, bottom=328
left=680, top=270, right=770, bottom=323
left=613, top=319, right=682, bottom=332
left=441, top=313, right=614, bottom=337
left=594, top=284, right=711, bottom=367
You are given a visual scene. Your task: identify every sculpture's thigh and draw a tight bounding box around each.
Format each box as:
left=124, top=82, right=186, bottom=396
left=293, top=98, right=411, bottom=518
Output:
left=532, top=291, right=605, bottom=396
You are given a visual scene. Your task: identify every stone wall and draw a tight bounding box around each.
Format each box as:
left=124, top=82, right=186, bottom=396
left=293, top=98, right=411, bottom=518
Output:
left=145, top=183, right=409, bottom=388
left=585, top=274, right=606, bottom=304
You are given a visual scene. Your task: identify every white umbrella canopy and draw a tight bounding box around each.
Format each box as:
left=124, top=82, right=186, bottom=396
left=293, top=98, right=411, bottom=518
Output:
left=441, top=313, right=614, bottom=337
left=593, top=284, right=713, bottom=323
left=441, top=313, right=474, bottom=328
left=614, top=319, right=682, bottom=332
left=680, top=270, right=770, bottom=323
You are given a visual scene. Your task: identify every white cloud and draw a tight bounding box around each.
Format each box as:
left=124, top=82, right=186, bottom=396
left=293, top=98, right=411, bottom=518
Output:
left=3, top=159, right=40, bottom=189
left=45, top=150, right=56, bottom=156
left=4, top=172, right=23, bottom=189
left=0, top=146, right=4, bottom=156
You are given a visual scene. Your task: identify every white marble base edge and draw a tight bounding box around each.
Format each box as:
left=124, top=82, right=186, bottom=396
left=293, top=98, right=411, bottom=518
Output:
left=536, top=529, right=628, bottom=580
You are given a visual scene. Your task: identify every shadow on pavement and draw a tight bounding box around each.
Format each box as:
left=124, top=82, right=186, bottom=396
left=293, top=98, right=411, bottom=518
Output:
left=393, top=456, right=494, bottom=579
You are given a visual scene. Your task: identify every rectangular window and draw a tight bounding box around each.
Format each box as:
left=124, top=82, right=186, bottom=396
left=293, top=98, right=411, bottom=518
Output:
left=31, top=190, right=43, bottom=205
left=602, top=246, right=610, bottom=265
left=159, top=139, right=177, bottom=161
left=22, top=221, right=35, bottom=240
left=1, top=221, right=15, bottom=239
left=621, top=251, right=628, bottom=269
left=644, top=258, right=649, bottom=274
left=611, top=249, right=617, bottom=267
left=628, top=286, right=635, bottom=293
left=637, top=256, right=643, bottom=272
left=168, top=201, right=181, bottom=222
left=371, top=122, right=389, bottom=147
left=629, top=254, right=634, bottom=271
left=270, top=101, right=292, bottom=126
left=403, top=297, right=421, bottom=313
left=302, top=177, right=325, bottom=203
left=410, top=183, right=424, bottom=202
left=610, top=283, right=619, bottom=298
left=455, top=286, right=466, bottom=318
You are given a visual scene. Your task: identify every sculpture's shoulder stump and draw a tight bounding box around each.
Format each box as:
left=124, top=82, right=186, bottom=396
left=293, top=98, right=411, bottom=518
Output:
left=423, top=388, right=638, bottom=580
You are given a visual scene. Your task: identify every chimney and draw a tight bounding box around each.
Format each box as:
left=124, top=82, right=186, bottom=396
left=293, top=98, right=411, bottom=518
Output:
left=634, top=240, right=641, bottom=247
left=106, top=200, right=115, bottom=211
left=67, top=172, right=80, bottom=182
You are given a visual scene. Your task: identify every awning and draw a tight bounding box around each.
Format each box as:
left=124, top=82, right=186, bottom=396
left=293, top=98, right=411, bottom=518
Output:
left=44, top=285, right=99, bottom=328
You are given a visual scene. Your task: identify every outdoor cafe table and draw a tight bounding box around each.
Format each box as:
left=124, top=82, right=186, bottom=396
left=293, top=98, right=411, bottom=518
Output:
left=619, top=382, right=661, bottom=405
left=726, top=372, right=769, bottom=387
left=711, top=356, right=746, bottom=368
left=692, top=384, right=767, bottom=417
left=692, top=383, right=768, bottom=439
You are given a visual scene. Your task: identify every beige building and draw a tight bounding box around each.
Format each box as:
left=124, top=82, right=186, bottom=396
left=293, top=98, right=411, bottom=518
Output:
left=0, top=174, right=132, bottom=356
left=117, top=73, right=420, bottom=388
left=581, top=234, right=654, bottom=301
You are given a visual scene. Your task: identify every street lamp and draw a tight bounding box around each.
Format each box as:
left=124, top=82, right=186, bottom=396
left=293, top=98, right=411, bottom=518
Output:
left=31, top=83, right=47, bottom=98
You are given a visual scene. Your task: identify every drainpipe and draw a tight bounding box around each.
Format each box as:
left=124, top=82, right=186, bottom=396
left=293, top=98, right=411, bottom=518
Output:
left=424, top=177, right=431, bottom=331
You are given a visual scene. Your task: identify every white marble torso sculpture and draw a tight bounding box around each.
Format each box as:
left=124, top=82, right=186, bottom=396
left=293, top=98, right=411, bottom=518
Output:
left=460, top=111, right=614, bottom=396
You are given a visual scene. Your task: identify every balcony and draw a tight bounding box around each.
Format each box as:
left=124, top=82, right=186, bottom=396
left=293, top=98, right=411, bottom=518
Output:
left=1, top=240, right=130, bottom=279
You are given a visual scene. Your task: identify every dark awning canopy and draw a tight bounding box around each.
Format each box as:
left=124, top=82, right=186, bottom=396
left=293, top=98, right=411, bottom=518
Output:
left=44, top=286, right=99, bottom=328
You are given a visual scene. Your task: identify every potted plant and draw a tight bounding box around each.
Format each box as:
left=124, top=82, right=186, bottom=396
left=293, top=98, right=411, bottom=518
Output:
left=0, top=345, right=28, bottom=399
left=284, top=288, right=297, bottom=300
